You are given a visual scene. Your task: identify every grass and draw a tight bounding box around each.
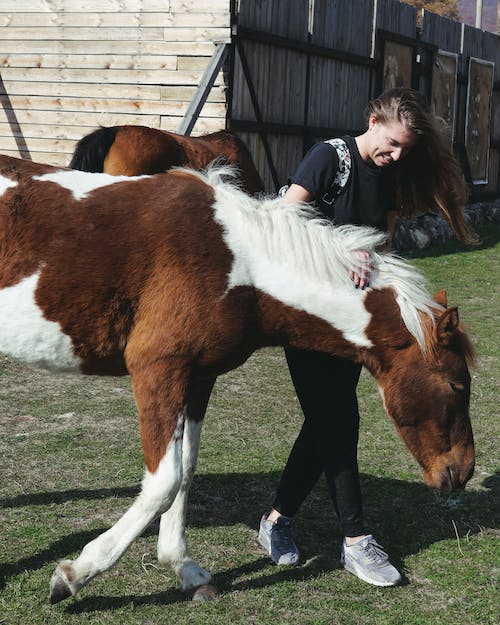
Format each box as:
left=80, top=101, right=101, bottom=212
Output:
left=0, top=225, right=498, bottom=625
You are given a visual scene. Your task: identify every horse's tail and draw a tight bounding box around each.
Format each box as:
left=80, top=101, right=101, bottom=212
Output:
left=69, top=126, right=118, bottom=172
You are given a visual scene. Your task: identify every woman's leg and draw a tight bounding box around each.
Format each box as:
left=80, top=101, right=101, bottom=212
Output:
left=272, top=348, right=364, bottom=537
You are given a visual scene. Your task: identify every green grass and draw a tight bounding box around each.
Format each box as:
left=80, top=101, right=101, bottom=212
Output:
left=0, top=226, right=498, bottom=625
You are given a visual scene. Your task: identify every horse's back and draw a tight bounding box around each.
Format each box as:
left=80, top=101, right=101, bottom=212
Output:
left=69, top=125, right=264, bottom=194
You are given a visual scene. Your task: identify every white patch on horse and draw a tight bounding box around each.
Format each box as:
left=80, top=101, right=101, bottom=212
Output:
left=157, top=418, right=211, bottom=590
left=33, top=170, right=150, bottom=201
left=0, top=272, right=81, bottom=371
left=0, top=174, right=17, bottom=196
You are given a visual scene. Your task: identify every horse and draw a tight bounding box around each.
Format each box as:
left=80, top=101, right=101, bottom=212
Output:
left=0, top=154, right=475, bottom=604
left=69, top=125, right=264, bottom=195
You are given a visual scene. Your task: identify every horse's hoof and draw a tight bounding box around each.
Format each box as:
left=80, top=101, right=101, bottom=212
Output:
left=192, top=583, right=220, bottom=602
left=49, top=572, right=72, bottom=604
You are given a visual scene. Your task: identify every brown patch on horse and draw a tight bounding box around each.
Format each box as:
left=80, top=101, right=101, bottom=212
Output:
left=0, top=159, right=58, bottom=288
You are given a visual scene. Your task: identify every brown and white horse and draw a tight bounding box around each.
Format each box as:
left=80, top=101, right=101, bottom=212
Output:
left=69, top=125, right=264, bottom=195
left=0, top=155, right=474, bottom=603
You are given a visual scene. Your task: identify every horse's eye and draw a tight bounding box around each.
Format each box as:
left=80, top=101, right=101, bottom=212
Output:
left=449, top=381, right=465, bottom=393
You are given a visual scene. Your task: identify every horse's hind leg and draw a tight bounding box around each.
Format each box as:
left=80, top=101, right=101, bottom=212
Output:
left=157, top=377, right=215, bottom=594
left=49, top=358, right=191, bottom=603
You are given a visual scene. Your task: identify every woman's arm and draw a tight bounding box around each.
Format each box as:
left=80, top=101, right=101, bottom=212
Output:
left=283, top=183, right=313, bottom=203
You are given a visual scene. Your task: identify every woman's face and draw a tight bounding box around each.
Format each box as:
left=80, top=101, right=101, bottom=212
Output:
left=365, top=115, right=418, bottom=167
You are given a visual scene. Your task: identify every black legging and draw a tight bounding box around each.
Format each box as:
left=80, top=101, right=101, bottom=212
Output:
left=272, top=347, right=365, bottom=537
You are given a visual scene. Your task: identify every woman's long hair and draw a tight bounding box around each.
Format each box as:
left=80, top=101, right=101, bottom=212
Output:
left=366, top=88, right=478, bottom=245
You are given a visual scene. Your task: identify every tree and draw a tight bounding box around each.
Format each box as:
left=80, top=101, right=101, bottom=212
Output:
left=404, top=0, right=460, bottom=21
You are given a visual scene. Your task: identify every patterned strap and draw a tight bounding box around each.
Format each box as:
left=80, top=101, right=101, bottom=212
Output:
left=277, top=137, right=351, bottom=202
left=322, top=138, right=351, bottom=205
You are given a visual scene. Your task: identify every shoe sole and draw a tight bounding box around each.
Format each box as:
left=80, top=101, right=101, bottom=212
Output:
left=342, top=559, right=401, bottom=587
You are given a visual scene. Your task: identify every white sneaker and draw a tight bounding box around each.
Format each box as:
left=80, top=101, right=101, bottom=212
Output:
left=340, top=535, right=402, bottom=586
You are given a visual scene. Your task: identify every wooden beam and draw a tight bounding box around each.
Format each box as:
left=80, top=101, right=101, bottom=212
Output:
left=177, top=43, right=228, bottom=136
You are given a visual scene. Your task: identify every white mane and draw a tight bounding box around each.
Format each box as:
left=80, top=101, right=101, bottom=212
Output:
left=185, top=166, right=440, bottom=353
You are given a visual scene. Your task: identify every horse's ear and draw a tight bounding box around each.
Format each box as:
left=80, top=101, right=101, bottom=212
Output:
left=436, top=306, right=459, bottom=344
left=433, top=289, right=448, bottom=308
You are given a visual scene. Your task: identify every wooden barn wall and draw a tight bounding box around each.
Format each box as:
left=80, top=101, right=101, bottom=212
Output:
left=231, top=0, right=500, bottom=199
left=0, top=0, right=231, bottom=166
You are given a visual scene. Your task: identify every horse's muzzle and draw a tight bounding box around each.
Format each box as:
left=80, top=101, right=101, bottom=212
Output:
left=424, top=456, right=475, bottom=493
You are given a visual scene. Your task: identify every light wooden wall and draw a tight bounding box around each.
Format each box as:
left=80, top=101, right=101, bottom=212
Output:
left=0, top=0, right=231, bottom=166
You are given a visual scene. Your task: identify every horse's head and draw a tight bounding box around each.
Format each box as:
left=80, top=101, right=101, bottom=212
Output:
left=364, top=289, right=475, bottom=493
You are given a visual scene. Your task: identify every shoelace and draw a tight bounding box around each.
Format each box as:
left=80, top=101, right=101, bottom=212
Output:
left=359, top=540, right=389, bottom=565
left=273, top=522, right=295, bottom=551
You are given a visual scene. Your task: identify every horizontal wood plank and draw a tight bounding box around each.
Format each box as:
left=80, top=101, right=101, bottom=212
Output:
left=0, top=95, right=226, bottom=117
left=0, top=80, right=225, bottom=102
left=0, top=1, right=173, bottom=12
left=0, top=40, right=217, bottom=55
left=0, top=67, right=225, bottom=86
left=0, top=26, right=230, bottom=42
left=0, top=54, right=178, bottom=71
left=0, top=107, right=161, bottom=128
left=0, top=12, right=230, bottom=28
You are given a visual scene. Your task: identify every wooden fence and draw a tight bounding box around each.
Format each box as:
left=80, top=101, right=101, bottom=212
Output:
left=230, top=0, right=500, bottom=200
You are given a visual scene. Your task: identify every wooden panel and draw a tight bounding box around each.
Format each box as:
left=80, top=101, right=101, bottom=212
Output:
left=0, top=150, right=69, bottom=166
left=0, top=12, right=229, bottom=28
left=0, top=107, right=161, bottom=128
left=0, top=67, right=225, bottom=86
left=461, top=24, right=484, bottom=75
left=382, top=41, right=413, bottom=90
left=311, top=0, right=374, bottom=57
left=482, top=31, right=500, bottom=83
left=374, top=0, right=417, bottom=37
left=431, top=51, right=458, bottom=142
left=0, top=122, right=119, bottom=142
left=0, top=26, right=230, bottom=42
left=233, top=0, right=309, bottom=190
left=420, top=10, right=461, bottom=53
left=465, top=58, right=494, bottom=184
left=0, top=80, right=163, bottom=99
left=486, top=148, right=499, bottom=195
left=491, top=91, right=500, bottom=144
left=161, top=116, right=225, bottom=134
left=0, top=54, right=178, bottom=71
left=0, top=40, right=218, bottom=55
left=0, top=1, right=172, bottom=11
left=0, top=94, right=226, bottom=117
left=308, top=59, right=371, bottom=130
left=238, top=0, right=309, bottom=39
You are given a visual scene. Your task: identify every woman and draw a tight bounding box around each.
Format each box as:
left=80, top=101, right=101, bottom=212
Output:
left=258, top=88, right=476, bottom=586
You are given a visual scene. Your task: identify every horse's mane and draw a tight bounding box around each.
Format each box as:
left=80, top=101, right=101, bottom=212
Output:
left=184, top=166, right=446, bottom=355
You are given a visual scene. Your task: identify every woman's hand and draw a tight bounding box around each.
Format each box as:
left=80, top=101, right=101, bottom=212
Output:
left=350, top=250, right=372, bottom=289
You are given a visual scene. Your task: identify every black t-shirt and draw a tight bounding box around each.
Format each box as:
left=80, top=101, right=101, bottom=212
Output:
left=291, top=135, right=395, bottom=231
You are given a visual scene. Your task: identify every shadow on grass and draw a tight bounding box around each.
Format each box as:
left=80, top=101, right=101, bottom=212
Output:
left=1, top=469, right=498, bottom=607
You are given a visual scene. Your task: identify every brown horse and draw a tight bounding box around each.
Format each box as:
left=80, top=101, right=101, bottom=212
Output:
left=0, top=155, right=474, bottom=603
left=69, top=125, right=264, bottom=194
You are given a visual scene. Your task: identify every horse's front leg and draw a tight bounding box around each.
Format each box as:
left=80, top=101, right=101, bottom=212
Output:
left=49, top=358, right=190, bottom=603
left=156, top=377, right=216, bottom=596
